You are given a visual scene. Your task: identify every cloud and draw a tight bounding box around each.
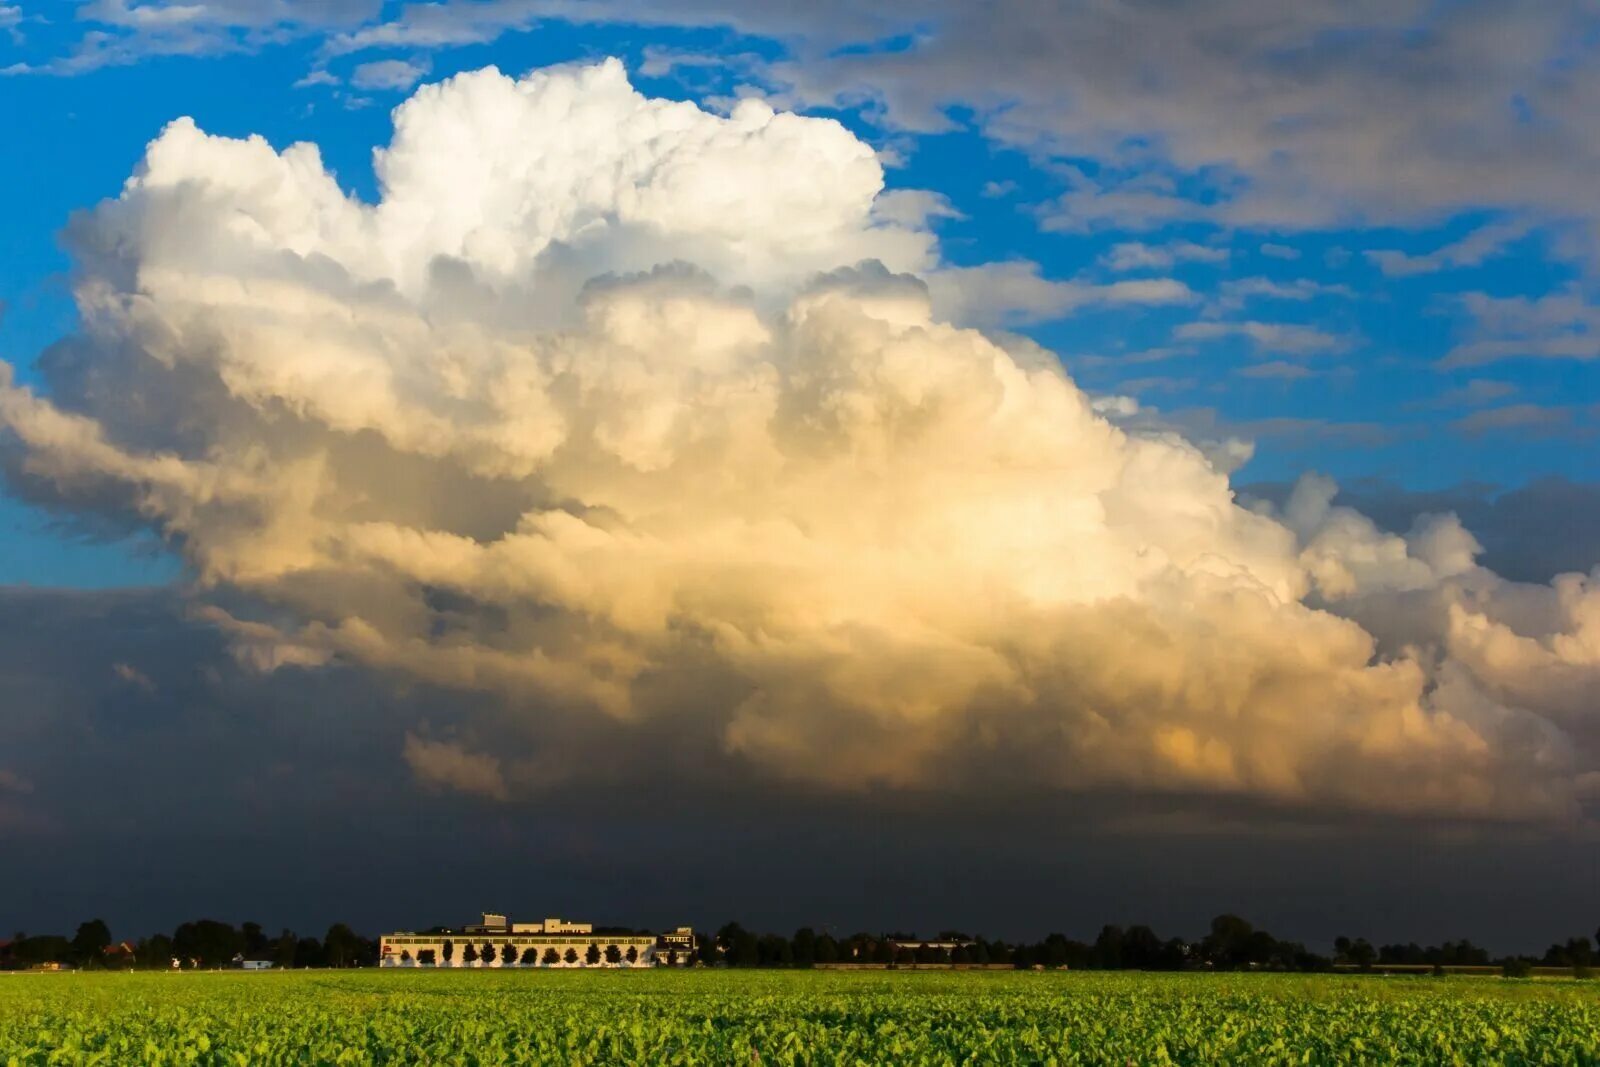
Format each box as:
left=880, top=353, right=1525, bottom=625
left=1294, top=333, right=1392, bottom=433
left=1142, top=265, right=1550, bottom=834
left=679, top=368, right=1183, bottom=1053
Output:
left=1244, top=477, right=1600, bottom=587
left=6, top=0, right=381, bottom=75
left=113, top=661, right=156, bottom=691
left=926, top=262, right=1196, bottom=327
left=1443, top=287, right=1600, bottom=367
left=1407, top=379, right=1517, bottom=411
left=1176, top=320, right=1347, bottom=357
left=0, top=5, right=24, bottom=44
left=283, top=2, right=1600, bottom=245
left=293, top=68, right=339, bottom=88
left=1450, top=404, right=1587, bottom=439
left=1, top=60, right=1597, bottom=822
left=1238, top=361, right=1315, bottom=381
left=1213, top=278, right=1355, bottom=313
left=1367, top=220, right=1533, bottom=277
left=350, top=57, right=429, bottom=91
left=403, top=733, right=509, bottom=800
left=1101, top=242, right=1229, bottom=273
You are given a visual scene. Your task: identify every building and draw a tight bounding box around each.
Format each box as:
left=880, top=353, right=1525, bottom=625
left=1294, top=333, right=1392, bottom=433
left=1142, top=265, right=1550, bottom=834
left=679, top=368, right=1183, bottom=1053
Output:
left=101, top=941, right=136, bottom=965
left=888, top=938, right=977, bottom=954
left=380, top=914, right=695, bottom=968
left=658, top=927, right=696, bottom=963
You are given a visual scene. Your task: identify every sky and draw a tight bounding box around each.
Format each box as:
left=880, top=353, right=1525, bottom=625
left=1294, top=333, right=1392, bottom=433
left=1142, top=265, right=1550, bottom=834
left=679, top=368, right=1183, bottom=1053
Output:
left=0, top=1, right=1597, bottom=952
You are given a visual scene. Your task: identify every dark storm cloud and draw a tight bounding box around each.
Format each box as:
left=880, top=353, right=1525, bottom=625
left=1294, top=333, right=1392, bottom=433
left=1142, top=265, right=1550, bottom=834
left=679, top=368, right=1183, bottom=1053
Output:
left=1, top=584, right=1597, bottom=956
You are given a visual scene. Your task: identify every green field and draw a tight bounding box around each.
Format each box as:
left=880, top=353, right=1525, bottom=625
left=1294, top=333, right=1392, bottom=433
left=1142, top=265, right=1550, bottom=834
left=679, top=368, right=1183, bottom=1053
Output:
left=2, top=969, right=1598, bottom=1065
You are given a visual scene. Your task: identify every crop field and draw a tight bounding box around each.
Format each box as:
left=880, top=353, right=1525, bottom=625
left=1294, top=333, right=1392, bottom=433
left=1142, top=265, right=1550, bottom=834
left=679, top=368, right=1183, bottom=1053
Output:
left=1, top=969, right=1598, bottom=1065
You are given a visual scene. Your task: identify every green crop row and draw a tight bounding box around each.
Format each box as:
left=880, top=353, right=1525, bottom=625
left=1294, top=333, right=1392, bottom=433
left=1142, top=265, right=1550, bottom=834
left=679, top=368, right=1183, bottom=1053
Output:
left=2, top=969, right=1598, bottom=1065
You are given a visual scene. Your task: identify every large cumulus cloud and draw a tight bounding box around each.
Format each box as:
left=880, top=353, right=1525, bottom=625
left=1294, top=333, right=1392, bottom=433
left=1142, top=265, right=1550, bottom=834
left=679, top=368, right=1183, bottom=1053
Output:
left=2, top=60, right=1596, bottom=818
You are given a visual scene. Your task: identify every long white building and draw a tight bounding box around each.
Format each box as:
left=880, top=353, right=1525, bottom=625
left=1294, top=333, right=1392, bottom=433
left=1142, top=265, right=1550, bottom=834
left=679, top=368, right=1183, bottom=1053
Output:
left=380, top=913, right=696, bottom=968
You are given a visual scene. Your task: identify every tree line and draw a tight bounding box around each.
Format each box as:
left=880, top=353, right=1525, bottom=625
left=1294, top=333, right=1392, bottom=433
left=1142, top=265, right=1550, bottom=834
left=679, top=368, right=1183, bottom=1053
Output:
left=702, top=915, right=1598, bottom=976
left=1, top=919, right=376, bottom=970
left=4, top=913, right=1596, bottom=974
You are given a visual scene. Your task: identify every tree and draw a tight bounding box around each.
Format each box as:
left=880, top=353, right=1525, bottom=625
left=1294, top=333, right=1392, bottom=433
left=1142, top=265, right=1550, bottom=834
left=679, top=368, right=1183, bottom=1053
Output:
left=481, top=942, right=497, bottom=965
left=441, top=939, right=455, bottom=965
left=543, top=947, right=561, bottom=966
left=1042, top=934, right=1074, bottom=970
left=323, top=924, right=366, bottom=968
left=1202, top=915, right=1254, bottom=970
left=792, top=928, right=817, bottom=969
left=11, top=935, right=71, bottom=968
left=293, top=937, right=324, bottom=969
left=605, top=944, right=622, bottom=965
left=463, top=942, right=479, bottom=965
left=1120, top=926, right=1164, bottom=970
left=585, top=943, right=601, bottom=966
left=173, top=920, right=243, bottom=969
left=71, top=919, right=112, bottom=967
left=521, top=947, right=539, bottom=965
left=503, top=942, right=517, bottom=967
left=564, top=947, right=579, bottom=965
left=816, top=935, right=839, bottom=965
left=759, top=934, right=793, bottom=967
left=271, top=930, right=297, bottom=969
left=716, top=923, right=759, bottom=967
left=135, top=934, right=174, bottom=970
left=241, top=922, right=269, bottom=959
left=626, top=946, right=638, bottom=965
left=417, top=949, right=436, bottom=966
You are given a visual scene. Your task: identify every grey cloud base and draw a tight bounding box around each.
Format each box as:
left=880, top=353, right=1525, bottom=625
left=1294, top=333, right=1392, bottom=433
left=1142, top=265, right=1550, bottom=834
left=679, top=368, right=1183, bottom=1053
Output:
left=1, top=584, right=1597, bottom=952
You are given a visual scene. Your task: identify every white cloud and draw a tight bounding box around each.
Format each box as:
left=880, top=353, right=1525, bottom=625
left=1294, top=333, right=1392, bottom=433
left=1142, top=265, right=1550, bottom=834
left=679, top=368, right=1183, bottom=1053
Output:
left=350, top=57, right=428, bottom=91
left=1, top=60, right=1596, bottom=819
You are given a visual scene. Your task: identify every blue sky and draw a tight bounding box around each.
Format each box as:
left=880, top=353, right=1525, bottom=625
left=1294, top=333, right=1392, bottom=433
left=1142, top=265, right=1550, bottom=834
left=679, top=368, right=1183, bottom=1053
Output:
left=2, top=1, right=1595, bottom=587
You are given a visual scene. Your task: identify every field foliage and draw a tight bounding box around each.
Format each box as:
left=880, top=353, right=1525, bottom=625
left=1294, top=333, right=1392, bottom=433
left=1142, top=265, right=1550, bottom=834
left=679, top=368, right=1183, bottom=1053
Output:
left=2, top=969, right=1598, bottom=1064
